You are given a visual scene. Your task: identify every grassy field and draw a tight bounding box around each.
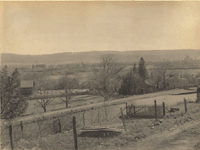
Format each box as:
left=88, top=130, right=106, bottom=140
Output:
left=3, top=101, right=200, bottom=150
left=1, top=87, right=199, bottom=150
left=26, top=95, right=104, bottom=115
left=24, top=87, right=197, bottom=116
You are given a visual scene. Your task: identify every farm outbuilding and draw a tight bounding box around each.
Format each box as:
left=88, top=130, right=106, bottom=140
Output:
left=20, top=80, right=35, bottom=96
left=136, top=81, right=156, bottom=94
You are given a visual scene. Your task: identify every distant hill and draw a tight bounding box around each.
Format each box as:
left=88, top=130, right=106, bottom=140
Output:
left=1, top=50, right=200, bottom=65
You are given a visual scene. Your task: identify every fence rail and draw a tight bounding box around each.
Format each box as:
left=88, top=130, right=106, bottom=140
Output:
left=126, top=102, right=164, bottom=118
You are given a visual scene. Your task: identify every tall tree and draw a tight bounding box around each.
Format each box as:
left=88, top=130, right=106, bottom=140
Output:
left=35, top=79, right=55, bottom=112
left=11, top=69, right=21, bottom=96
left=152, top=61, right=172, bottom=90
left=59, top=74, right=74, bottom=108
left=89, top=54, right=123, bottom=102
left=119, top=71, right=133, bottom=96
left=1, top=67, right=28, bottom=120
left=1, top=65, right=9, bottom=115
left=119, top=67, right=143, bottom=96
left=36, top=89, right=54, bottom=112
left=138, top=57, right=148, bottom=80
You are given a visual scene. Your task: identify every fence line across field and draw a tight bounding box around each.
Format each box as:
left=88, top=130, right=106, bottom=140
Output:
left=1, top=98, right=193, bottom=150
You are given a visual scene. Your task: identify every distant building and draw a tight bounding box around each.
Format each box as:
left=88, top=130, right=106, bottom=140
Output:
left=137, top=80, right=156, bottom=94
left=20, top=80, right=35, bottom=96
left=35, top=64, right=46, bottom=69
left=166, top=76, right=189, bottom=89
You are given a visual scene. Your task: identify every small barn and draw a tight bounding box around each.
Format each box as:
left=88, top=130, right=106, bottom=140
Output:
left=136, top=81, right=156, bottom=94
left=20, top=80, right=35, bottom=96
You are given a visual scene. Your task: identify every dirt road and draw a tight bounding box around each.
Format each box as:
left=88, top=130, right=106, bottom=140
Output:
left=123, top=120, right=200, bottom=150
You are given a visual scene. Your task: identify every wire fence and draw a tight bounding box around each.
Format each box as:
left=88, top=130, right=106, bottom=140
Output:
left=1, top=102, right=126, bottom=150
left=1, top=97, right=196, bottom=150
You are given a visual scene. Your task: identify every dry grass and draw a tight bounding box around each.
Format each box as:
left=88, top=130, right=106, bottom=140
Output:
left=1, top=88, right=199, bottom=150
left=2, top=102, right=198, bottom=150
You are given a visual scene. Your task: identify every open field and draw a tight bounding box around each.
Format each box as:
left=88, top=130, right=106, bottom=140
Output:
left=25, top=87, right=197, bottom=115
left=8, top=87, right=197, bottom=125
left=26, top=95, right=104, bottom=115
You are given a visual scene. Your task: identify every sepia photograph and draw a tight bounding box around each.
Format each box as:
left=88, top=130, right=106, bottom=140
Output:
left=1, top=1, right=200, bottom=150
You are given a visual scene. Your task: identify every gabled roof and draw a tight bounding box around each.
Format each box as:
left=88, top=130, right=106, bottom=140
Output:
left=20, top=80, right=34, bottom=88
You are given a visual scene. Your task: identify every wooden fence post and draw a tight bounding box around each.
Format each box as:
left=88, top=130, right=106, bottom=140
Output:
left=184, top=98, right=187, bottom=113
left=154, top=100, right=157, bottom=120
left=133, top=105, right=136, bottom=116
left=126, top=102, right=128, bottom=116
left=129, top=104, right=132, bottom=116
left=162, top=102, right=165, bottom=116
left=9, top=125, right=14, bottom=150
left=91, top=114, right=92, bottom=124
left=20, top=121, right=23, bottom=137
left=105, top=107, right=108, bottom=121
left=83, top=111, right=85, bottom=126
left=98, top=108, right=100, bottom=124
left=120, top=108, right=126, bottom=132
left=73, top=116, right=78, bottom=150
left=197, top=86, right=200, bottom=103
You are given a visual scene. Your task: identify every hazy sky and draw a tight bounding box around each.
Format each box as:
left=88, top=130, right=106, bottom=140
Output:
left=1, top=2, right=200, bottom=55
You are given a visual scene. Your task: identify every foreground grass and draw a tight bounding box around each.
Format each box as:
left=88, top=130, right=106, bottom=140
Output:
left=2, top=102, right=199, bottom=150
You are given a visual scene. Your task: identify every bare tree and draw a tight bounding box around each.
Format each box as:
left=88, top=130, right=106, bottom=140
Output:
left=152, top=61, right=172, bottom=90
left=89, top=54, right=123, bottom=103
left=36, top=89, right=55, bottom=112
left=34, top=79, right=55, bottom=112
left=59, top=74, right=74, bottom=108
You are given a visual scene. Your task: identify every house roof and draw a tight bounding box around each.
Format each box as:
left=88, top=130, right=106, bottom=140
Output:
left=20, top=80, right=34, bottom=88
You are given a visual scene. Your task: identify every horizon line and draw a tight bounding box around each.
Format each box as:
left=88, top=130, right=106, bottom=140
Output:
left=1, top=49, right=199, bottom=56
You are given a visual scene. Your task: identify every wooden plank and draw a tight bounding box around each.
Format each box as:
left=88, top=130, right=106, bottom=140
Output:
left=120, top=108, right=126, bottom=131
